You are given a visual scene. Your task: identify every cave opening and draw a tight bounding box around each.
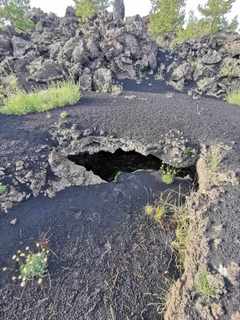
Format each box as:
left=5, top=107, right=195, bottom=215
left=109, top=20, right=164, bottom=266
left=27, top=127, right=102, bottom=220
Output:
left=68, top=148, right=197, bottom=183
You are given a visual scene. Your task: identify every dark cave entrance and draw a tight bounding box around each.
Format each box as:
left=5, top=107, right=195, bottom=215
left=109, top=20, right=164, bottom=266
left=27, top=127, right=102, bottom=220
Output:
left=68, top=148, right=197, bottom=183
left=68, top=149, right=162, bottom=182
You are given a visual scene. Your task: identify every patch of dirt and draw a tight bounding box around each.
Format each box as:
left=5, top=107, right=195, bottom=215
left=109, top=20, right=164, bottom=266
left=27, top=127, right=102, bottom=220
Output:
left=0, top=171, right=190, bottom=319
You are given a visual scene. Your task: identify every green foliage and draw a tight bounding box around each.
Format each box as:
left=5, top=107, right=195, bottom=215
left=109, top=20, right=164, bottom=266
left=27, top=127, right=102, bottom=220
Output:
left=74, top=0, right=97, bottom=22
left=149, top=0, right=185, bottom=38
left=0, top=81, right=81, bottom=115
left=12, top=243, right=49, bottom=287
left=195, top=271, right=218, bottom=298
left=172, top=206, right=190, bottom=268
left=0, top=0, right=34, bottom=32
left=175, top=12, right=212, bottom=45
left=20, top=251, right=48, bottom=283
left=160, top=165, right=176, bottom=185
left=145, top=204, right=167, bottom=222
left=198, top=0, right=238, bottom=33
left=0, top=182, right=7, bottom=194
left=145, top=193, right=176, bottom=223
left=226, top=90, right=240, bottom=106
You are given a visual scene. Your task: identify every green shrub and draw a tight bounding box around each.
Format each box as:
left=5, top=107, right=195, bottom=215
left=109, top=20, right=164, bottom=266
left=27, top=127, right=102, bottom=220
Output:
left=198, top=0, right=238, bottom=33
left=145, top=193, right=176, bottom=223
left=226, top=90, right=240, bottom=106
left=160, top=165, right=176, bottom=185
left=172, top=206, right=190, bottom=268
left=174, top=1, right=238, bottom=45
left=20, top=251, right=48, bottom=284
left=0, top=81, right=81, bottom=115
left=12, top=243, right=49, bottom=287
left=195, top=271, right=218, bottom=298
left=0, top=0, right=34, bottom=32
left=0, top=182, right=7, bottom=194
left=145, top=204, right=167, bottom=222
left=74, top=0, right=96, bottom=22
left=148, top=0, right=185, bottom=39
left=175, top=16, right=212, bottom=45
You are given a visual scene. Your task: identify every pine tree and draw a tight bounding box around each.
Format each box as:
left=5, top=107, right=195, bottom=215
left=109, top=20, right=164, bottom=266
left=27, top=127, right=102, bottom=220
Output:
left=74, top=0, right=110, bottom=22
left=175, top=11, right=212, bottom=45
left=74, top=0, right=96, bottom=22
left=0, top=0, right=34, bottom=32
left=149, top=0, right=185, bottom=38
left=198, top=0, right=237, bottom=33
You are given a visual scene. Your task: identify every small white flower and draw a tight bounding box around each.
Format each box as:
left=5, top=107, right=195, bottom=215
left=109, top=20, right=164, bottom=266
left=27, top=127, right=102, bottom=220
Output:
left=12, top=255, right=16, bottom=260
left=2, top=267, right=7, bottom=272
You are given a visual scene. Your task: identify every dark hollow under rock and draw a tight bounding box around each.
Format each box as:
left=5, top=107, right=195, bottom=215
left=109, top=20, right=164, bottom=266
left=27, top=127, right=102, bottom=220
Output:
left=68, top=148, right=163, bottom=182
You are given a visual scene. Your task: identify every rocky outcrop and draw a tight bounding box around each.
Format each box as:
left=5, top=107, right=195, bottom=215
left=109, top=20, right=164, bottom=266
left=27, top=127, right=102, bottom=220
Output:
left=0, top=7, right=239, bottom=100
left=0, top=8, right=158, bottom=93
left=0, top=117, right=198, bottom=212
left=158, top=32, right=240, bottom=99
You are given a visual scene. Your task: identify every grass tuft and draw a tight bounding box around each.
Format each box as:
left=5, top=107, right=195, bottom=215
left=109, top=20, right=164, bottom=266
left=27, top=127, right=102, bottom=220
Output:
left=145, top=193, right=177, bottom=223
left=226, top=90, right=240, bottom=106
left=0, top=182, right=7, bottom=194
left=160, top=165, right=176, bottom=185
left=195, top=271, right=218, bottom=299
left=0, top=81, right=81, bottom=115
left=172, top=206, right=190, bottom=269
left=12, top=243, right=49, bottom=287
left=20, top=251, right=48, bottom=283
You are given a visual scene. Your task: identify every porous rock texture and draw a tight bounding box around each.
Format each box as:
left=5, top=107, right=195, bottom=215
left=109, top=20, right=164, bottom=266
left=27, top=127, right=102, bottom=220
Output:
left=158, top=32, right=240, bottom=98
left=0, top=118, right=197, bottom=212
left=0, top=7, right=158, bottom=95
left=1, top=8, right=240, bottom=100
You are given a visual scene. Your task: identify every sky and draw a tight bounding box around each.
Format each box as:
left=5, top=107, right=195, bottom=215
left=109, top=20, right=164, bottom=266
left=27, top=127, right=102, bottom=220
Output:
left=30, top=0, right=240, bottom=22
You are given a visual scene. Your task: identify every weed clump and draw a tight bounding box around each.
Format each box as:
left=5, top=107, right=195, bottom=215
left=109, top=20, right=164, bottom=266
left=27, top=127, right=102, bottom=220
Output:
left=145, top=193, right=177, bottom=223
left=160, top=165, right=176, bottom=185
left=0, top=81, right=80, bottom=115
left=145, top=204, right=167, bottom=222
left=11, top=243, right=49, bottom=287
left=0, top=182, right=7, bottom=194
left=195, top=271, right=219, bottom=299
left=172, top=206, right=190, bottom=269
left=226, top=90, right=240, bottom=106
